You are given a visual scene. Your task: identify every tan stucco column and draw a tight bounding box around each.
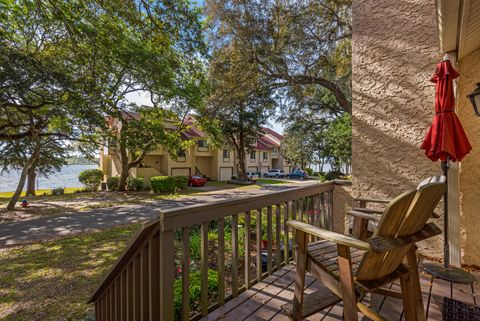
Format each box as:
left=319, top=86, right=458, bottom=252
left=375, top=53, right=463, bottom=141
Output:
left=457, top=48, right=480, bottom=266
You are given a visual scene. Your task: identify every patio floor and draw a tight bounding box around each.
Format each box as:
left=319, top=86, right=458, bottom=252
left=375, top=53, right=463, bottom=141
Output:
left=203, top=259, right=479, bottom=321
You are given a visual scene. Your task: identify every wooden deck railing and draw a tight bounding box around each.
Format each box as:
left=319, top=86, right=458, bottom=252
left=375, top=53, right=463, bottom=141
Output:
left=89, top=181, right=345, bottom=321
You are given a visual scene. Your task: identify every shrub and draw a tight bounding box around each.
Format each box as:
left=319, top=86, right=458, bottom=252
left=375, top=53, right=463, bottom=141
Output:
left=174, top=270, right=218, bottom=320
left=314, top=172, right=327, bottom=182
left=51, top=187, right=65, bottom=196
left=106, top=176, right=119, bottom=191
left=78, top=169, right=103, bottom=191
left=127, top=177, right=144, bottom=191
left=325, top=170, right=345, bottom=181
left=150, top=175, right=187, bottom=193
left=173, top=175, right=188, bottom=189
left=305, top=168, right=314, bottom=176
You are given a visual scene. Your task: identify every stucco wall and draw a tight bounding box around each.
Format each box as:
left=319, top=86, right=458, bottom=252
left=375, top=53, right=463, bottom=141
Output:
left=457, top=48, right=480, bottom=266
left=352, top=0, right=441, bottom=199
left=352, top=0, right=443, bottom=259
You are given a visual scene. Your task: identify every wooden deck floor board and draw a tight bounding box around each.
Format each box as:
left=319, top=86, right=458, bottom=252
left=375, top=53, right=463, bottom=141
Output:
left=209, top=261, right=478, bottom=321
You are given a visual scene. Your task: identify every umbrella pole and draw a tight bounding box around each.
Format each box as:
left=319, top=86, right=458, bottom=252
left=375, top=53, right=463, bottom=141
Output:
left=442, top=159, right=450, bottom=269
left=423, top=157, right=475, bottom=284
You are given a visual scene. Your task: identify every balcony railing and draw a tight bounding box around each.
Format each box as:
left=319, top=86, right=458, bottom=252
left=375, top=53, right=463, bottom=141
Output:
left=89, top=181, right=346, bottom=321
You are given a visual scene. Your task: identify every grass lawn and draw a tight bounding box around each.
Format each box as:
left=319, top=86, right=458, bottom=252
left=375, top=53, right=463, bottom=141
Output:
left=0, top=187, right=83, bottom=203
left=0, top=224, right=141, bottom=321
left=255, top=178, right=288, bottom=185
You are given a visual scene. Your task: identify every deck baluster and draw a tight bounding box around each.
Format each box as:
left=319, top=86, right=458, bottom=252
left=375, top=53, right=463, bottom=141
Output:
left=267, top=206, right=273, bottom=275
left=200, top=222, right=209, bottom=316
left=256, top=208, right=262, bottom=281
left=218, top=218, right=225, bottom=305
left=245, top=211, right=251, bottom=289
left=275, top=204, right=281, bottom=270
left=284, top=202, right=290, bottom=265
left=232, top=214, right=239, bottom=297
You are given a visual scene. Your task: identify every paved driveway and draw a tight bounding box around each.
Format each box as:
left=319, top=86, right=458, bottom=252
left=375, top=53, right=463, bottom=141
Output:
left=0, top=182, right=311, bottom=247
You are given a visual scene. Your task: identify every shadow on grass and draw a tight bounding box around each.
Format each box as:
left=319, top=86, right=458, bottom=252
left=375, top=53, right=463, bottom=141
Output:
left=0, top=224, right=141, bottom=321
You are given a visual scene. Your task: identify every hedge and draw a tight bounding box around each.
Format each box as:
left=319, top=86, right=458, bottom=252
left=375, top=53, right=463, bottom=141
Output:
left=127, top=177, right=144, bottom=191
left=150, top=175, right=187, bottom=193
left=78, top=169, right=103, bottom=191
left=106, top=176, right=119, bottom=191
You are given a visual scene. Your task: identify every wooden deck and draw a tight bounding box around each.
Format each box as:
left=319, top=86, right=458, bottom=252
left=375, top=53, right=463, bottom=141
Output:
left=203, top=260, right=479, bottom=321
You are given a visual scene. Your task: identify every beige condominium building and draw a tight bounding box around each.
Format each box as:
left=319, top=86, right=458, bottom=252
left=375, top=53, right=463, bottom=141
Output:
left=100, top=116, right=290, bottom=185
left=245, top=127, right=291, bottom=176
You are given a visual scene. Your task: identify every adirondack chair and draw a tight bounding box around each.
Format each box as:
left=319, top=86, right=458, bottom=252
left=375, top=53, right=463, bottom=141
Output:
left=282, top=181, right=446, bottom=321
left=349, top=176, right=445, bottom=240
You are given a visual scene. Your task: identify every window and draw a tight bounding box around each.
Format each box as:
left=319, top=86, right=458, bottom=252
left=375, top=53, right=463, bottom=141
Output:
left=263, top=152, right=268, bottom=161
left=223, top=149, right=230, bottom=161
left=272, top=148, right=278, bottom=156
left=250, top=151, right=256, bottom=160
left=197, top=140, right=208, bottom=151
left=177, top=149, right=186, bottom=162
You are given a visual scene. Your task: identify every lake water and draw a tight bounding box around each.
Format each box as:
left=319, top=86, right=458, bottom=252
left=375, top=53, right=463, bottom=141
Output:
left=0, top=164, right=98, bottom=192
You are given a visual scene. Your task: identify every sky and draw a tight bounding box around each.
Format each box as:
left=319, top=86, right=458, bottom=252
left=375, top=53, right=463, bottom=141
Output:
left=127, top=85, right=285, bottom=135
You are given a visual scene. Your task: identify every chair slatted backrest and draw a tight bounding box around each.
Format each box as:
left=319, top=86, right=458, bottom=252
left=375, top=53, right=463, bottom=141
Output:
left=355, top=181, right=446, bottom=281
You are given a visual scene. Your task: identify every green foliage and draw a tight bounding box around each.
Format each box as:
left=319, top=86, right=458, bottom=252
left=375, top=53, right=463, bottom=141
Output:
left=305, top=168, right=314, bottom=176
left=126, top=177, right=144, bottom=191
left=189, top=232, right=202, bottom=261
left=174, top=270, right=218, bottom=320
left=323, top=113, right=352, bottom=171
left=106, top=176, right=120, bottom=191
left=173, top=175, right=188, bottom=189
left=51, top=187, right=65, bottom=196
left=282, top=128, right=315, bottom=169
left=315, top=172, right=327, bottom=182
left=207, top=0, right=352, bottom=114
left=150, top=176, right=187, bottom=193
left=325, top=171, right=345, bottom=181
left=78, top=169, right=103, bottom=191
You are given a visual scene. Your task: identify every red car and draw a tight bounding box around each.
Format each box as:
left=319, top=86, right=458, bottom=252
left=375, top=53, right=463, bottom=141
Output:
left=188, top=175, right=207, bottom=187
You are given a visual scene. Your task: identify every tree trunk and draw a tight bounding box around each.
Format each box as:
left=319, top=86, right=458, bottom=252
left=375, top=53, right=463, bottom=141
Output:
left=26, top=165, right=36, bottom=196
left=236, top=134, right=248, bottom=181
left=117, top=123, right=129, bottom=191
left=7, top=132, right=41, bottom=211
left=237, top=148, right=247, bottom=181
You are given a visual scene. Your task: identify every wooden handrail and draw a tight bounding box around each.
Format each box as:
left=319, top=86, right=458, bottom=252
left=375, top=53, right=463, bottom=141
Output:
left=89, top=180, right=347, bottom=321
left=159, top=181, right=335, bottom=231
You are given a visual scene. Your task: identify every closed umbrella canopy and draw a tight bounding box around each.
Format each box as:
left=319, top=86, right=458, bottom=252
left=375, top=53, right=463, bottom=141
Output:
left=421, top=60, right=471, bottom=161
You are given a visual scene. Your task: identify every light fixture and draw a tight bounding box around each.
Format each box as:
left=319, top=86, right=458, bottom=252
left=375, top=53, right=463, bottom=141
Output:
left=467, top=83, right=480, bottom=117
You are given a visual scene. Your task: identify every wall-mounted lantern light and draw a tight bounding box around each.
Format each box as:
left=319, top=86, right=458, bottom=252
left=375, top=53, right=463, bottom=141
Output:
left=467, top=83, right=480, bottom=117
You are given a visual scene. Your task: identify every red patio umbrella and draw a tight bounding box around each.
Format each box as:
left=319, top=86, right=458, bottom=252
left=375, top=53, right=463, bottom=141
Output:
left=421, top=59, right=474, bottom=283
left=421, top=60, right=471, bottom=161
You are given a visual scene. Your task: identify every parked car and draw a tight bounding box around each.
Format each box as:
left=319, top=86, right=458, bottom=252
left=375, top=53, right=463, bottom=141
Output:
left=263, top=169, right=285, bottom=178
left=286, top=170, right=308, bottom=180
left=188, top=175, right=207, bottom=187
left=246, top=171, right=259, bottom=180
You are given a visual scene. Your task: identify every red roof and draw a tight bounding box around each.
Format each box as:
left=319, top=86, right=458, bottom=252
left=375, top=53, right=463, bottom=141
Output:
left=260, top=135, right=280, bottom=147
left=181, top=116, right=207, bottom=139
left=261, top=127, right=284, bottom=140
left=256, top=138, right=271, bottom=150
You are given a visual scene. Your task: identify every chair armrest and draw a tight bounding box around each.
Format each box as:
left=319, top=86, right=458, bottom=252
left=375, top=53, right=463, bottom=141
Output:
left=354, top=197, right=391, bottom=204
left=348, top=210, right=381, bottom=222
left=351, top=207, right=384, bottom=215
left=287, top=220, right=371, bottom=251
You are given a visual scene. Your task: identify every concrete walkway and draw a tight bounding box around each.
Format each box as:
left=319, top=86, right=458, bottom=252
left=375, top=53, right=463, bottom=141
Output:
left=0, top=183, right=310, bottom=247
